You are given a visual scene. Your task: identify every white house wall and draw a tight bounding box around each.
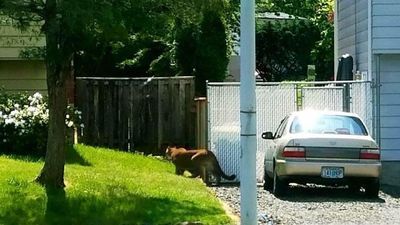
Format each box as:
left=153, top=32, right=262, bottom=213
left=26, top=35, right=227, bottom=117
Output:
left=337, top=0, right=369, bottom=72
left=372, top=0, right=400, bottom=53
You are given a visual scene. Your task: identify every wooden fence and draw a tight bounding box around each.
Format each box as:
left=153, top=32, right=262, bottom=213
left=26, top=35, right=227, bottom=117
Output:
left=75, top=76, right=195, bottom=154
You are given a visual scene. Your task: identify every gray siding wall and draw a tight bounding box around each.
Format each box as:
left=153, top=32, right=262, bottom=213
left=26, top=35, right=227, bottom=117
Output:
left=337, top=0, right=368, bottom=72
left=355, top=0, right=369, bottom=72
left=338, top=0, right=356, bottom=61
left=372, top=0, right=400, bottom=53
left=377, top=54, right=400, bottom=161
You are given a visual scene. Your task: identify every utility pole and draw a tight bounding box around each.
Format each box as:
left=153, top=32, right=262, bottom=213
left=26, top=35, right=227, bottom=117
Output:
left=239, top=0, right=257, bottom=223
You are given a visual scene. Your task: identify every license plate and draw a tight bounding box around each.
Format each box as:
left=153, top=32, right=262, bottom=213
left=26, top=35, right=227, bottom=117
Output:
left=321, top=167, right=344, bottom=179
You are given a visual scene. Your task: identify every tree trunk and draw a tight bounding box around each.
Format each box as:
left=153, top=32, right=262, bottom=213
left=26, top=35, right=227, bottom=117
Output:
left=36, top=68, right=68, bottom=188
left=36, top=0, right=69, bottom=188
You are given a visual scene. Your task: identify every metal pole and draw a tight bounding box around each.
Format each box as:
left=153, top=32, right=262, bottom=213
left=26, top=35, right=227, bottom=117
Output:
left=240, top=0, right=257, bottom=223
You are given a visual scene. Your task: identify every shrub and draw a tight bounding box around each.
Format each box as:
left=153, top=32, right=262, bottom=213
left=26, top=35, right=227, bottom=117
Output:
left=0, top=92, right=83, bottom=157
left=256, top=19, right=320, bottom=82
left=175, top=10, right=229, bottom=96
left=195, top=10, right=229, bottom=96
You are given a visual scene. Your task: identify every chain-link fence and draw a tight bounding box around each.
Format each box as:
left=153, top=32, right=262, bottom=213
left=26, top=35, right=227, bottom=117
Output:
left=207, top=81, right=373, bottom=182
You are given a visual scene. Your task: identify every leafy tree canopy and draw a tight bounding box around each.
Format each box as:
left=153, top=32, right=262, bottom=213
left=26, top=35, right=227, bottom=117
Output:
left=256, top=19, right=320, bottom=81
left=256, top=0, right=334, bottom=81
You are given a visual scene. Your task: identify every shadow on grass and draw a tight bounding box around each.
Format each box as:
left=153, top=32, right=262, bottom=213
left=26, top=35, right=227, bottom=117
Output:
left=0, top=179, right=46, bottom=225
left=45, top=186, right=67, bottom=225
left=44, top=184, right=225, bottom=225
left=0, top=145, right=91, bottom=167
left=65, top=145, right=91, bottom=166
left=2, top=182, right=225, bottom=225
left=0, top=153, right=43, bottom=163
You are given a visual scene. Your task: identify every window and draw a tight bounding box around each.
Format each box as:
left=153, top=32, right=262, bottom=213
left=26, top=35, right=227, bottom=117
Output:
left=274, top=116, right=289, bottom=138
left=289, top=114, right=368, bottom=136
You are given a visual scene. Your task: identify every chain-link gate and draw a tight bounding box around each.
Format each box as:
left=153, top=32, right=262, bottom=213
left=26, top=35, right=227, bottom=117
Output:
left=302, top=86, right=344, bottom=111
left=207, top=81, right=374, bottom=182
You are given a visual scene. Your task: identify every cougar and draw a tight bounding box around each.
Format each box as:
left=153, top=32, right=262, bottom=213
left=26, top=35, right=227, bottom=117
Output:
left=165, top=146, right=236, bottom=185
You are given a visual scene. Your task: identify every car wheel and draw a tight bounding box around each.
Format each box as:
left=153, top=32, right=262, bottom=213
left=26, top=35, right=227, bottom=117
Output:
left=365, top=179, right=380, bottom=197
left=272, top=167, right=287, bottom=197
left=263, top=170, right=273, bottom=191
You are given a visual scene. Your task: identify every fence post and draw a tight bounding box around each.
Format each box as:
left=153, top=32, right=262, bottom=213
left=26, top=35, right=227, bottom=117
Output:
left=343, top=83, right=351, bottom=112
left=195, top=97, right=207, bottom=149
left=296, top=84, right=303, bottom=111
left=157, top=79, right=163, bottom=151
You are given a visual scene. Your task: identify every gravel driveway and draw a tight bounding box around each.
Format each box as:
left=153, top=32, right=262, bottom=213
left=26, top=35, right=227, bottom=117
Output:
left=210, top=184, right=400, bottom=225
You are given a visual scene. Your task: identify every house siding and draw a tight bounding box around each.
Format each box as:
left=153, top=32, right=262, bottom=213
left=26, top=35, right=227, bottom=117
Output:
left=337, top=0, right=400, bottom=164
left=377, top=54, right=400, bottom=161
left=338, top=0, right=356, bottom=59
left=0, top=17, right=47, bottom=93
left=355, top=2, right=368, bottom=72
left=372, top=0, right=400, bottom=53
left=337, top=0, right=369, bottom=73
left=0, top=60, right=47, bottom=93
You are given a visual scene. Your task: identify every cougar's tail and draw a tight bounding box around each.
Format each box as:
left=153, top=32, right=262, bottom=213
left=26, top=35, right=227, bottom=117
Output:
left=222, top=173, right=236, bottom=180
left=215, top=158, right=236, bottom=180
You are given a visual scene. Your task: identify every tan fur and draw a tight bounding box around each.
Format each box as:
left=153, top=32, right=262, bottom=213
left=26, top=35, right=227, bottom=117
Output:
left=165, top=146, right=236, bottom=185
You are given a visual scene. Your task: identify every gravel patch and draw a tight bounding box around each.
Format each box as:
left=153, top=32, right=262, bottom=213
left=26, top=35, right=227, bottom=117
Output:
left=210, top=184, right=400, bottom=225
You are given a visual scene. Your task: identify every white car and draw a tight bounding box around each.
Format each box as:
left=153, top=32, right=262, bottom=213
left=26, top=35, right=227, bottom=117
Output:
left=262, top=110, right=381, bottom=197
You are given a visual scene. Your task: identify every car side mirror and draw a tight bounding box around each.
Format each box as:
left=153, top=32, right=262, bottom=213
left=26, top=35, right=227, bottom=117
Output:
left=261, top=132, right=274, bottom=139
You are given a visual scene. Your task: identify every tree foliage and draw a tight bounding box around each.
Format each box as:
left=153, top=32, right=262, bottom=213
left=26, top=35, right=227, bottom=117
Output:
left=256, top=0, right=335, bottom=81
left=175, top=22, right=198, bottom=76
left=85, top=0, right=233, bottom=95
left=256, top=19, right=319, bottom=81
left=195, top=10, right=229, bottom=95
left=71, top=0, right=234, bottom=95
left=257, top=0, right=324, bottom=18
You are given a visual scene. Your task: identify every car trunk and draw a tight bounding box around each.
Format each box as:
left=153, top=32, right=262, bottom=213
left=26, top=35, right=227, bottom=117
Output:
left=291, top=135, right=377, bottom=160
left=305, top=147, right=359, bottom=159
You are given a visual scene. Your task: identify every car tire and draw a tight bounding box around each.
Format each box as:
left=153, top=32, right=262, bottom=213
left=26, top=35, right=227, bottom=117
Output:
left=263, top=170, right=273, bottom=191
left=273, top=167, right=287, bottom=197
left=365, top=179, right=380, bottom=197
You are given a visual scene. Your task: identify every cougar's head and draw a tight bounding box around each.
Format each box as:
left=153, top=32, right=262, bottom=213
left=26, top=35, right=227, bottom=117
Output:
left=165, top=146, right=173, bottom=160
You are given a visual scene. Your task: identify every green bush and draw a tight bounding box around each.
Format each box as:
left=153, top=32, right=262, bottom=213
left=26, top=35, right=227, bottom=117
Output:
left=256, top=19, right=320, bottom=81
left=174, top=11, right=229, bottom=96
left=175, top=22, right=198, bottom=77
left=195, top=10, right=229, bottom=96
left=0, top=92, right=83, bottom=156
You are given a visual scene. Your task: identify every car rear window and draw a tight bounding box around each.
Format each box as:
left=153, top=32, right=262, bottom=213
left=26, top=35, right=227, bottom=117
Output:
left=289, top=114, right=368, bottom=136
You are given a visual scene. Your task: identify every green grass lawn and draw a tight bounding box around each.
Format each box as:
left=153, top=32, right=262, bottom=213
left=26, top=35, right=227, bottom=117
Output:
left=0, top=144, right=233, bottom=225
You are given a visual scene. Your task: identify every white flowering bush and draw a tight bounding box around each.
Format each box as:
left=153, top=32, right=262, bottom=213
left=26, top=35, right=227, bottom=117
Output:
left=0, top=92, right=48, bottom=156
left=66, top=105, right=84, bottom=130
left=0, top=91, right=83, bottom=156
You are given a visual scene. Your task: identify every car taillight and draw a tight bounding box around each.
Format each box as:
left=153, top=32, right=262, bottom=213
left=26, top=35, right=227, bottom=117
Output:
left=360, top=148, right=380, bottom=160
left=282, top=147, right=305, bottom=158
